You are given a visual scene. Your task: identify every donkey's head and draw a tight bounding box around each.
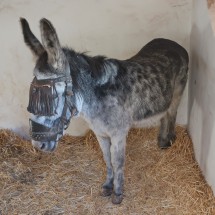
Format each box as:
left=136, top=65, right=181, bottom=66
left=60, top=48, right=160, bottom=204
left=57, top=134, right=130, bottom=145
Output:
left=20, top=18, right=78, bottom=152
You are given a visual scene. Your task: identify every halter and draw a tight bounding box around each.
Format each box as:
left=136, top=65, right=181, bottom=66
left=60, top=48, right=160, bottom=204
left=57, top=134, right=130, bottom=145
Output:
left=27, top=75, right=77, bottom=142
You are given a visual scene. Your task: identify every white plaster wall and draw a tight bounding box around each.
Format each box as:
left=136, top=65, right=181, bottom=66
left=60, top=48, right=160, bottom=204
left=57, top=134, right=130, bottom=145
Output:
left=0, top=0, right=192, bottom=137
left=188, top=0, right=215, bottom=194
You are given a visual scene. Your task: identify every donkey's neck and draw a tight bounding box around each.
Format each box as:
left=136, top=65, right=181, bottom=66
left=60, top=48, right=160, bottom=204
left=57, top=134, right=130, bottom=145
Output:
left=63, top=48, right=121, bottom=120
left=64, top=48, right=119, bottom=99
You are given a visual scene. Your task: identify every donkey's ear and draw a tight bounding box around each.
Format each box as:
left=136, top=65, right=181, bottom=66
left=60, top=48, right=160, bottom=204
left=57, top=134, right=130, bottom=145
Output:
left=40, top=18, right=66, bottom=70
left=20, top=18, right=45, bottom=57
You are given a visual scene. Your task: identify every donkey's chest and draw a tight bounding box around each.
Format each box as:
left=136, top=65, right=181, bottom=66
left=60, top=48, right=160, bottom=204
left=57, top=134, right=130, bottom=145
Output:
left=83, top=116, right=110, bottom=137
left=81, top=103, right=130, bottom=136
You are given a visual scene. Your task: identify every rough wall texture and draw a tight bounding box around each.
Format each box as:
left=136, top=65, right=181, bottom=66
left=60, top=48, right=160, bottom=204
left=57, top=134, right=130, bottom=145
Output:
left=189, top=0, right=215, bottom=194
left=0, top=0, right=192, bottom=137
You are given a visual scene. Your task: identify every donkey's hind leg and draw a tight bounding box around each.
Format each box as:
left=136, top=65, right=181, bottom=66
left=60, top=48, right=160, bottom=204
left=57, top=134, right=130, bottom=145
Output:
left=96, top=135, right=114, bottom=196
left=158, top=67, right=188, bottom=149
left=158, top=111, right=177, bottom=149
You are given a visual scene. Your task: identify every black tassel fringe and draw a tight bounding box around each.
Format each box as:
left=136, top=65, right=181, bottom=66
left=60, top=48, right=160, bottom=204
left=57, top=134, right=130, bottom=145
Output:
left=27, top=84, right=57, bottom=116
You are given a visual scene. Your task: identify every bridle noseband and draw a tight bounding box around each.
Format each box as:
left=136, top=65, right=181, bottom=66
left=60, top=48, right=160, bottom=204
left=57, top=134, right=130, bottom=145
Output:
left=27, top=76, right=77, bottom=142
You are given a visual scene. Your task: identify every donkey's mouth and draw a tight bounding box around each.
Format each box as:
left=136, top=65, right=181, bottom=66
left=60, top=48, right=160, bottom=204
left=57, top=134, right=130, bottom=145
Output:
left=32, top=140, right=58, bottom=152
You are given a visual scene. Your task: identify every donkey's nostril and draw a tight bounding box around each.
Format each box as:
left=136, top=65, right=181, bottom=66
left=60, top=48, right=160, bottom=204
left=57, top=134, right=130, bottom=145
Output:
left=40, top=143, right=46, bottom=150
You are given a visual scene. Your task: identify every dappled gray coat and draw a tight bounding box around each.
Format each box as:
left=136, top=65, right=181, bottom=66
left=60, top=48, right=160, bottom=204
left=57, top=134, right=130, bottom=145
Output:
left=20, top=18, right=189, bottom=204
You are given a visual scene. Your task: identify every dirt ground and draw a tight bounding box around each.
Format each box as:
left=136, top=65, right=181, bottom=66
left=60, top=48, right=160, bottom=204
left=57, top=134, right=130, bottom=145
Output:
left=0, top=126, right=215, bottom=215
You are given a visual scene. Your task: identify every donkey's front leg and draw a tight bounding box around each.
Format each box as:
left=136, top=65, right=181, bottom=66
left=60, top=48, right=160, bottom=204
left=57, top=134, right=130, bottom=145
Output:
left=96, top=135, right=114, bottom=196
left=110, top=134, right=126, bottom=204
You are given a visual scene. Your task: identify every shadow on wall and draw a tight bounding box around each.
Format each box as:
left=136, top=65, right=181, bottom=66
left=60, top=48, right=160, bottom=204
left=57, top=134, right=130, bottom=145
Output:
left=189, top=22, right=215, bottom=178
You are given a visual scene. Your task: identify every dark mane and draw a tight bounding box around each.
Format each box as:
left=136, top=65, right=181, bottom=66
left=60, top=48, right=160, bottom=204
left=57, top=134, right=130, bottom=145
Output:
left=63, top=48, right=109, bottom=81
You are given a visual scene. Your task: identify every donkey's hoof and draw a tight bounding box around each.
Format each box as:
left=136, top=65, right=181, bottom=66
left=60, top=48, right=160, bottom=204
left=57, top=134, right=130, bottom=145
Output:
left=158, top=134, right=176, bottom=149
left=101, top=187, right=113, bottom=197
left=160, top=142, right=171, bottom=149
left=168, top=133, right=176, bottom=142
left=158, top=139, right=172, bottom=149
left=112, top=193, right=123, bottom=204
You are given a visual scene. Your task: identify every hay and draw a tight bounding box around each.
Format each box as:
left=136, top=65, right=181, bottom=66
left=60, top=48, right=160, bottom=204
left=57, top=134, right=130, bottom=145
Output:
left=0, top=126, right=215, bottom=215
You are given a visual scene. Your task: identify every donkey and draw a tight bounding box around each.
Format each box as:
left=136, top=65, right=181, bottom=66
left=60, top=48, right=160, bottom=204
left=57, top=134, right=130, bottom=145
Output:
left=20, top=18, right=189, bottom=204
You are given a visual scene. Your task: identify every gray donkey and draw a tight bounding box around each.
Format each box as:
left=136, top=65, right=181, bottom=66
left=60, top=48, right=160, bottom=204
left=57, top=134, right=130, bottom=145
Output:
left=20, top=18, right=189, bottom=204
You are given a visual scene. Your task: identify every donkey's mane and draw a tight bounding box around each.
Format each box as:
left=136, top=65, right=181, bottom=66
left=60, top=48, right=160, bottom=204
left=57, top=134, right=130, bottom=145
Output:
left=63, top=48, right=109, bottom=79
left=62, top=47, right=130, bottom=101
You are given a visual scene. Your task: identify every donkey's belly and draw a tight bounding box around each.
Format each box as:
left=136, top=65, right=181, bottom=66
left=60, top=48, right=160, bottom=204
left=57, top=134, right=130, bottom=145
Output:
left=132, top=111, right=166, bottom=128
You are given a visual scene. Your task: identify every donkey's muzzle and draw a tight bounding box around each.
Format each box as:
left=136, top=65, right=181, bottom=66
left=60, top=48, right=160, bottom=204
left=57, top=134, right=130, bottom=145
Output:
left=32, top=140, right=57, bottom=152
left=29, top=119, right=60, bottom=142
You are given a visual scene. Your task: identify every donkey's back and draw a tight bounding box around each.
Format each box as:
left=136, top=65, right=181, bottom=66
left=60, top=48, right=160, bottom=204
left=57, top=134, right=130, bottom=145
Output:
left=132, top=38, right=188, bottom=62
